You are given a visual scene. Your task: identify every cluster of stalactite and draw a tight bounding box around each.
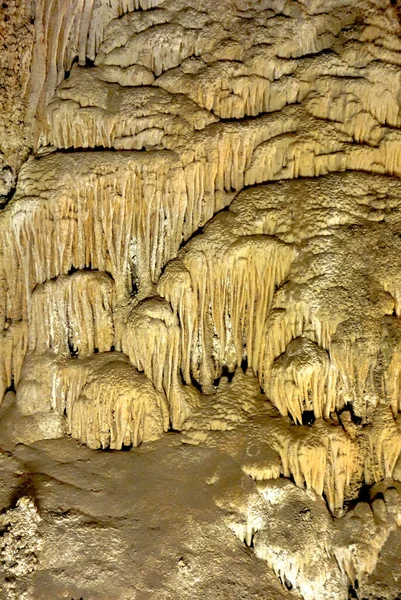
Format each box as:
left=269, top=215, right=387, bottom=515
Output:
left=2, top=3, right=401, bottom=597
left=219, top=477, right=401, bottom=600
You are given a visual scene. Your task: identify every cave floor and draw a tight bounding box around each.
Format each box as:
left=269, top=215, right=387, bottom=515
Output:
left=0, top=434, right=298, bottom=600
left=0, top=433, right=401, bottom=600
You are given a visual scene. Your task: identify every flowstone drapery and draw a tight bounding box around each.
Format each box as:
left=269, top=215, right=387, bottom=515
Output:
left=2, top=1, right=401, bottom=598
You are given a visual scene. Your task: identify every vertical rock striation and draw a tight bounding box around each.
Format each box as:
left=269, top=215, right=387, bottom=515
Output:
left=2, top=1, right=401, bottom=598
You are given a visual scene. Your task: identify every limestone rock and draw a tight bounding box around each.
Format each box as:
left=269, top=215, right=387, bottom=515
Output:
left=2, top=0, right=401, bottom=598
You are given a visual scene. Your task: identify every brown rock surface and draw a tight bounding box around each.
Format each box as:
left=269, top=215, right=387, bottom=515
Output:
left=1, top=0, right=401, bottom=598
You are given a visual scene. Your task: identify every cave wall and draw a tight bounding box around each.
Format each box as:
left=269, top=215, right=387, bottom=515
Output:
left=2, top=1, right=401, bottom=598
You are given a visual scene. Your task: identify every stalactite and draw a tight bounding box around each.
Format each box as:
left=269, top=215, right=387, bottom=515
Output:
left=29, top=0, right=165, bottom=132
left=0, top=322, right=28, bottom=404
left=181, top=367, right=401, bottom=514
left=265, top=417, right=359, bottom=515
left=159, top=228, right=296, bottom=391
left=67, top=354, right=169, bottom=449
left=242, top=478, right=399, bottom=600
left=154, top=169, right=401, bottom=424
left=122, top=297, right=179, bottom=395
left=2, top=2, right=401, bottom=600
left=16, top=351, right=169, bottom=449
left=0, top=150, right=190, bottom=327
left=121, top=296, right=198, bottom=429
left=362, top=404, right=401, bottom=485
left=333, top=498, right=391, bottom=584
left=28, top=271, right=115, bottom=357
left=245, top=107, right=401, bottom=184
left=40, top=69, right=217, bottom=150
left=270, top=337, right=338, bottom=423
left=181, top=370, right=357, bottom=513
left=3, top=2, right=401, bottom=598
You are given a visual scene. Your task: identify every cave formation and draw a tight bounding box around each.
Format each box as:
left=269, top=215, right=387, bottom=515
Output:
left=1, top=0, right=401, bottom=598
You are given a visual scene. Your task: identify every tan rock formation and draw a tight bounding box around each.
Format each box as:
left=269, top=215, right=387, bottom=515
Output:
left=2, top=0, right=401, bottom=598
